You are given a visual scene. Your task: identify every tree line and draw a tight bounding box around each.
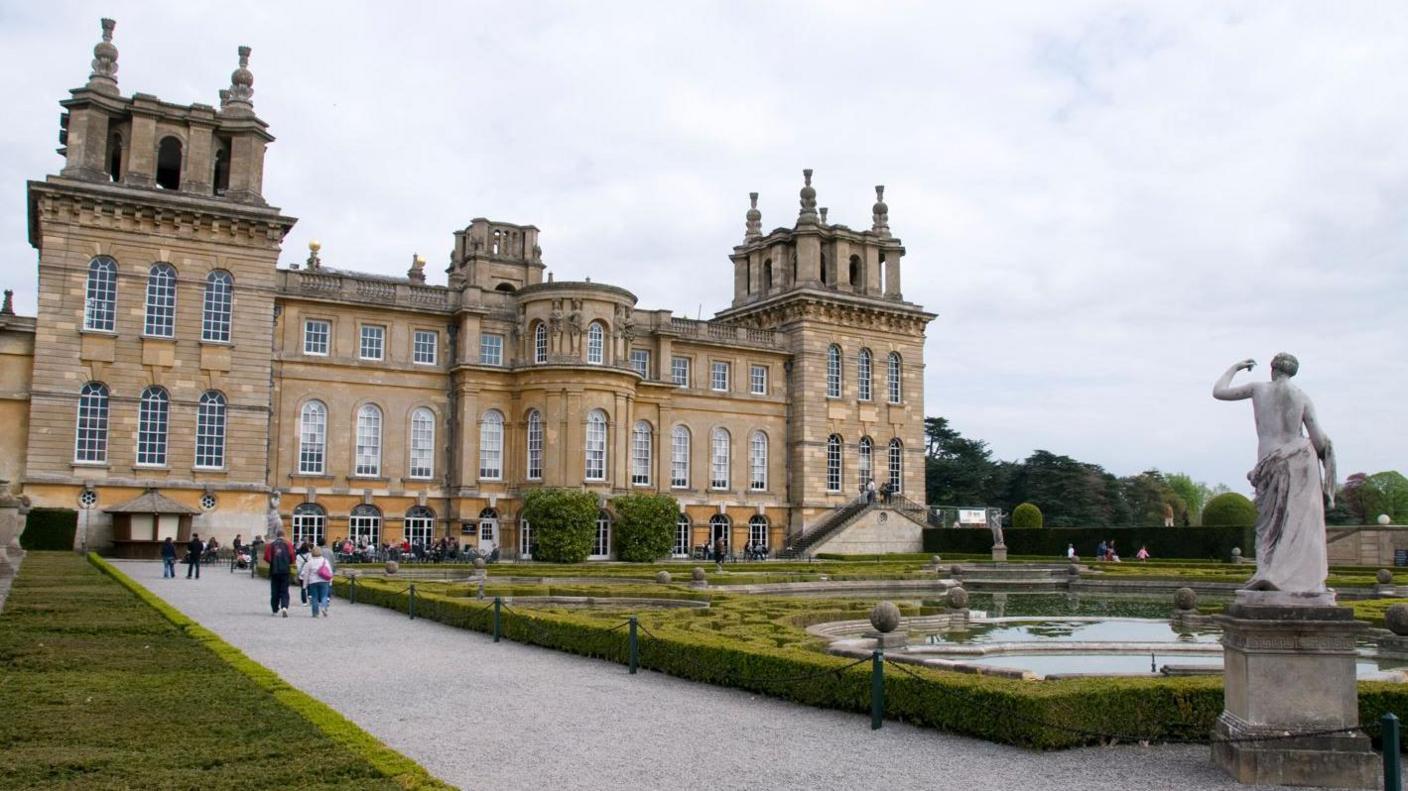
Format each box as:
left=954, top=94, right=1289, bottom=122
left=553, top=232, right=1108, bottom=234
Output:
left=923, top=417, right=1406, bottom=528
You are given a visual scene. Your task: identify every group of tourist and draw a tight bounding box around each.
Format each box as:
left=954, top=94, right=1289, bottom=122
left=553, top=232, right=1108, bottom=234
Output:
left=1065, top=542, right=1151, bottom=562
left=328, top=536, right=468, bottom=564
left=159, top=533, right=222, bottom=579
left=860, top=478, right=897, bottom=505
left=264, top=531, right=334, bottom=618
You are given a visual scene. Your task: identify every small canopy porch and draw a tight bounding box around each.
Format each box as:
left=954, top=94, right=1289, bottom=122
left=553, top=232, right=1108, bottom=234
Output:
left=105, top=489, right=200, bottom=559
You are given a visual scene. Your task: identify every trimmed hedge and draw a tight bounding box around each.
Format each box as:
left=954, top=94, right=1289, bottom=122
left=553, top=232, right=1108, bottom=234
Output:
left=19, top=507, right=77, bottom=550
left=1202, top=492, right=1257, bottom=528
left=924, top=525, right=1254, bottom=560
left=522, top=488, right=599, bottom=563
left=1012, top=503, right=1043, bottom=528
left=611, top=493, right=679, bottom=562
left=335, top=576, right=1408, bottom=750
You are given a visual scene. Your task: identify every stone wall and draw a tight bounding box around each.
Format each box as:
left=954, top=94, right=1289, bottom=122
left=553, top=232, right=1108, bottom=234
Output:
left=1326, top=525, right=1408, bottom=567
left=810, top=507, right=924, bottom=555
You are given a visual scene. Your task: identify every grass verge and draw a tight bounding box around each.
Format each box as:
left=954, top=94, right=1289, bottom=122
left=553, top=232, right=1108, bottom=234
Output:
left=0, top=551, right=453, bottom=790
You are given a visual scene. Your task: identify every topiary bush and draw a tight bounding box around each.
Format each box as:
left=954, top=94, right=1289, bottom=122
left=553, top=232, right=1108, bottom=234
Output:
left=1201, top=492, right=1257, bottom=528
left=611, top=493, right=679, bottom=562
left=521, top=488, right=599, bottom=563
left=1012, top=503, right=1043, bottom=528
left=19, top=507, right=78, bottom=551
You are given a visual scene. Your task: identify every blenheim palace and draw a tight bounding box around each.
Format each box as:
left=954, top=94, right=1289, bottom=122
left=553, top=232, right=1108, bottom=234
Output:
left=0, top=21, right=933, bottom=559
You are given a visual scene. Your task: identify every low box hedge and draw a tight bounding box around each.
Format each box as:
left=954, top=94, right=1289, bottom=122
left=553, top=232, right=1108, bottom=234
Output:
left=924, top=525, right=1255, bottom=561
left=337, top=576, right=1408, bottom=750
left=19, top=507, right=77, bottom=550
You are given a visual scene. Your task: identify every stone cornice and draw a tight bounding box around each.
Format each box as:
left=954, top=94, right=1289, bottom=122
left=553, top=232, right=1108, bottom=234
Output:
left=714, top=290, right=935, bottom=335
left=28, top=177, right=295, bottom=251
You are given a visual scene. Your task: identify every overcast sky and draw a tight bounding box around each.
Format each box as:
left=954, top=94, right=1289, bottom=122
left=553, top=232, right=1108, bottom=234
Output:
left=2, top=2, right=1404, bottom=496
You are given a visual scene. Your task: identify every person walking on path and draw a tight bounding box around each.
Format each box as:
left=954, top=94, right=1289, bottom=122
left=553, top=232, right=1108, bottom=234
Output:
left=186, top=533, right=204, bottom=579
left=298, top=544, right=333, bottom=617
left=295, top=541, right=311, bottom=607
left=161, top=536, right=177, bottom=578
left=714, top=535, right=727, bottom=570
left=264, top=530, right=296, bottom=617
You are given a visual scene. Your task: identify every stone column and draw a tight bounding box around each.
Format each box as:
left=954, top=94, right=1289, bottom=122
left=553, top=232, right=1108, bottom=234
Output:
left=1211, top=593, right=1378, bottom=789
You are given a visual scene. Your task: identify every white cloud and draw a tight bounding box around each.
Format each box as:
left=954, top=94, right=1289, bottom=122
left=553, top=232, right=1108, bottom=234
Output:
left=1, top=0, right=1403, bottom=494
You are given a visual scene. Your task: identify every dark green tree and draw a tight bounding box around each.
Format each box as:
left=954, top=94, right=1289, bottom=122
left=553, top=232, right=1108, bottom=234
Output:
left=521, top=488, right=598, bottom=563
left=923, top=417, right=1002, bottom=506
left=611, top=493, right=679, bottom=562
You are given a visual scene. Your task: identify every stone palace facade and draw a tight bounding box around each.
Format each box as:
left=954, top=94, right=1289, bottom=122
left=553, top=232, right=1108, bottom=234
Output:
left=0, top=20, right=934, bottom=558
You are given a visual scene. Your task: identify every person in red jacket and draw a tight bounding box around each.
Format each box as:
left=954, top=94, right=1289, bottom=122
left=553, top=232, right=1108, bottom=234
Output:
left=263, top=530, right=296, bottom=617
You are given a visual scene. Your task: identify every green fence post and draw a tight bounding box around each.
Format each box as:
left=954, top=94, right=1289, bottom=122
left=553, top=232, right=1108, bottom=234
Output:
left=493, top=596, right=502, bottom=643
left=408, top=584, right=416, bottom=621
left=1385, top=713, right=1402, bottom=791
left=871, top=650, right=884, bottom=730
left=628, top=616, right=639, bottom=675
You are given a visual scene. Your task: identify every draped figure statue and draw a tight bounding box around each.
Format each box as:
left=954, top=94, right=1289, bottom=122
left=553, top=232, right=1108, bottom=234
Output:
left=1213, top=353, right=1335, bottom=593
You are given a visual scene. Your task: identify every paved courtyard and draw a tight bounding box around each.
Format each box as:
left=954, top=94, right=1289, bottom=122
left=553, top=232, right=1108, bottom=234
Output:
left=119, top=561, right=1369, bottom=791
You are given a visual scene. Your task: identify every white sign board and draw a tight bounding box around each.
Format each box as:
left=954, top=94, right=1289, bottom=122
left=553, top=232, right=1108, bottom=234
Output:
left=958, top=509, right=987, bottom=525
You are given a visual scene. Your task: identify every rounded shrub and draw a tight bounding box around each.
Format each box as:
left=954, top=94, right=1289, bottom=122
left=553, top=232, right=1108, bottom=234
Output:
left=610, top=493, right=679, bottom=562
left=1012, top=503, right=1043, bottom=528
left=1202, top=492, right=1257, bottom=528
left=521, top=488, right=599, bottom=563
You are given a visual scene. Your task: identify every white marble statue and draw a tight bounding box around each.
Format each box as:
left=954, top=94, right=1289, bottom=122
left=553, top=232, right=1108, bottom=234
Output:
left=988, top=509, right=1005, bottom=547
left=265, top=491, right=282, bottom=540
left=1213, top=354, right=1336, bottom=593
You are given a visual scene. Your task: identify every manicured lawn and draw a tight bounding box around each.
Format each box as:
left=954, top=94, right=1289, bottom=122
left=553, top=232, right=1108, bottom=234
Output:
left=0, top=552, right=450, bottom=790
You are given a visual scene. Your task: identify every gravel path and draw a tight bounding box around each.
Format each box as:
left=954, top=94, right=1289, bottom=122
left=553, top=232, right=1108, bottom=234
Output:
left=119, top=561, right=1373, bottom=791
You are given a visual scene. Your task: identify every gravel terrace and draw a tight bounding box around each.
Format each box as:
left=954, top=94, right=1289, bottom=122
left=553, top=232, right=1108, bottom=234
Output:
left=118, top=560, right=1378, bottom=791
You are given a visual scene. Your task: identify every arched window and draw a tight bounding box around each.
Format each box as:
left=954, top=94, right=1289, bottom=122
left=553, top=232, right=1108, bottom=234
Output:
left=349, top=504, right=381, bottom=547
left=291, top=503, right=326, bottom=546
left=526, top=409, right=543, bottom=480
left=136, top=386, right=169, bottom=466
left=888, top=438, right=904, bottom=494
left=405, top=505, right=435, bottom=545
left=201, top=270, right=233, bottom=342
left=195, top=391, right=226, bottom=469
left=631, top=420, right=652, bottom=486
left=674, top=514, right=690, bottom=558
left=848, top=254, right=861, bottom=287
left=479, top=410, right=504, bottom=480
left=887, top=352, right=902, bottom=404
left=591, top=510, right=611, bottom=559
left=670, top=425, right=690, bottom=488
left=826, top=344, right=842, bottom=398
left=710, top=428, right=730, bottom=490
left=709, top=514, right=731, bottom=551
left=155, top=136, right=182, bottom=190
left=478, top=507, right=500, bottom=552
left=74, top=382, right=110, bottom=463
left=84, top=257, right=117, bottom=332
left=748, top=515, right=769, bottom=550
left=410, top=408, right=435, bottom=479
left=587, top=321, right=606, bottom=364
left=144, top=263, right=177, bottom=337
left=820, top=248, right=831, bottom=286
left=355, top=404, right=382, bottom=477
left=749, top=431, right=768, bottom=491
left=857, top=348, right=873, bottom=402
left=585, top=409, right=607, bottom=481
left=298, top=401, right=327, bottom=475
left=825, top=434, right=842, bottom=493
left=533, top=321, right=548, bottom=364
left=495, top=282, right=516, bottom=293
left=106, top=132, right=124, bottom=182
left=212, top=139, right=230, bottom=195
left=858, top=436, right=873, bottom=488
left=762, top=259, right=773, bottom=292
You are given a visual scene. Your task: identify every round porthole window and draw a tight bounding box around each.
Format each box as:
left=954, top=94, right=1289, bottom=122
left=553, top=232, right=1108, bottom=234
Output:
left=78, top=489, right=98, bottom=509
left=200, top=493, right=218, bottom=511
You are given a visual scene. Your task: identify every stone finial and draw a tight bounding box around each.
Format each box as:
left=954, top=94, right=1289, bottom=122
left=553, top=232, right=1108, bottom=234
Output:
left=87, top=18, right=119, bottom=94
left=744, top=192, right=762, bottom=241
left=1, top=290, right=13, bottom=316
left=220, top=45, right=255, bottom=113
left=408, top=253, right=426, bottom=283
left=306, top=240, right=322, bottom=270
left=872, top=185, right=890, bottom=237
left=797, top=168, right=819, bottom=225
left=819, top=207, right=828, bottom=225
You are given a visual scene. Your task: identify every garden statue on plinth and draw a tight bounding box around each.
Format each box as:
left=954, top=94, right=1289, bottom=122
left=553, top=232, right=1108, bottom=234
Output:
left=264, top=491, right=282, bottom=540
left=988, top=509, right=1007, bottom=562
left=1210, top=354, right=1375, bottom=789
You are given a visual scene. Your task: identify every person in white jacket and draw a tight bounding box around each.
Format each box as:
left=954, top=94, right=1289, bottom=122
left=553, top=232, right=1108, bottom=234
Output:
left=298, top=544, right=334, bottom=618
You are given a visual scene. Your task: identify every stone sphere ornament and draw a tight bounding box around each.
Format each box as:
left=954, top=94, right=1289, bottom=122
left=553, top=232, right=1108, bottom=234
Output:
left=1067, top=563, right=1080, bottom=577
left=949, top=564, right=963, bottom=578
left=931, top=554, right=942, bottom=565
left=1174, top=587, right=1198, bottom=611
left=384, top=560, right=399, bottom=575
left=869, top=601, right=902, bottom=634
left=1231, top=547, right=1242, bottom=561
left=1386, top=604, right=1408, bottom=636
left=945, top=586, right=969, bottom=610
left=1378, top=569, right=1394, bottom=585
left=473, top=557, right=486, bottom=570
left=1380, top=514, right=1393, bottom=526
left=655, top=570, right=672, bottom=584
left=692, top=566, right=706, bottom=582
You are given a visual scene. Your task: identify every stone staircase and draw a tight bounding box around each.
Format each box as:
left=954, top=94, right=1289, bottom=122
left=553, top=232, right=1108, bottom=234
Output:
left=776, top=499, right=875, bottom=559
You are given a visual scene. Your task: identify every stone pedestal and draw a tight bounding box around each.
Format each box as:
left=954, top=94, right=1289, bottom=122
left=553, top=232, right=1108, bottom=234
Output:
left=990, top=544, right=1008, bottom=562
left=1211, top=593, right=1378, bottom=789
left=863, top=631, right=909, bottom=650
